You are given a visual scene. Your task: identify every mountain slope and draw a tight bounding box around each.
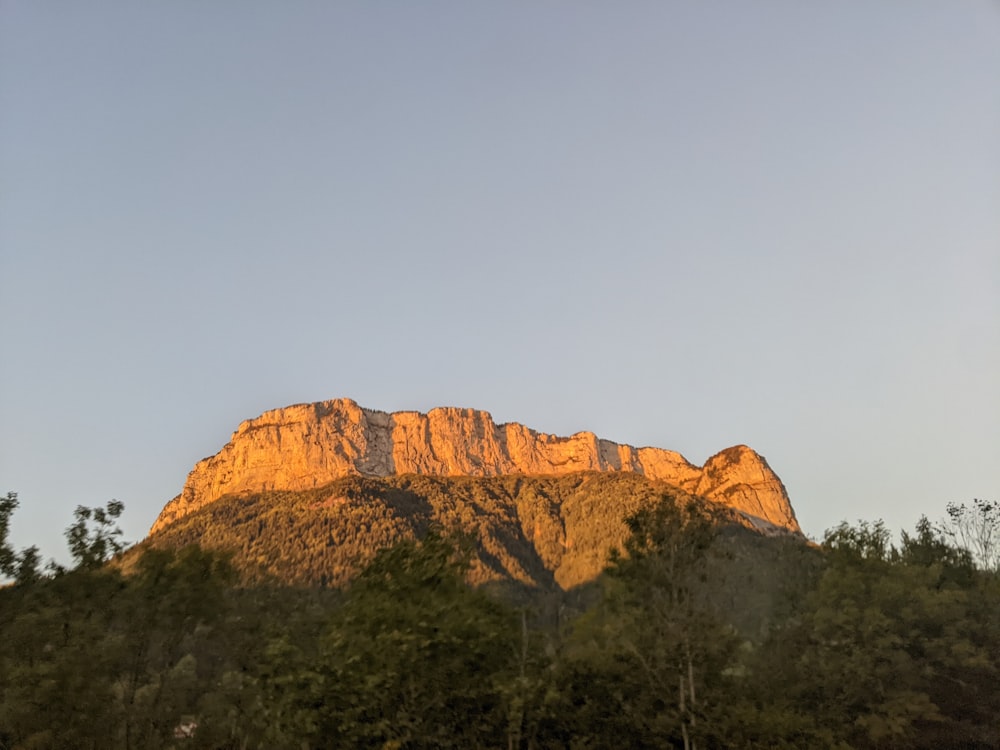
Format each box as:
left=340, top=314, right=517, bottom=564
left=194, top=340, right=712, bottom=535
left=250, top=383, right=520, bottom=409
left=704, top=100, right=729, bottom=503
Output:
left=151, top=398, right=799, bottom=535
left=144, top=471, right=798, bottom=592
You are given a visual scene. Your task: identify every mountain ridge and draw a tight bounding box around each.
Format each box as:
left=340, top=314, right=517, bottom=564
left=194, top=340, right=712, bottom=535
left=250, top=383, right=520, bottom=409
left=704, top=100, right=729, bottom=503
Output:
left=150, top=398, right=799, bottom=535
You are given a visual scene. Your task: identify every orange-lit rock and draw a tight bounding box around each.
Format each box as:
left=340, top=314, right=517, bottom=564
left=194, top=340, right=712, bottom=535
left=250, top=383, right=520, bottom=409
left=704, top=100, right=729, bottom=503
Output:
left=150, top=398, right=800, bottom=535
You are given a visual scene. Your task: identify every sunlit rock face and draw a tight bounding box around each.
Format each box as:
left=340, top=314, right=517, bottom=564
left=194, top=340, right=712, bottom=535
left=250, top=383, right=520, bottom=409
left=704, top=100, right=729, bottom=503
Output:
left=150, top=398, right=800, bottom=535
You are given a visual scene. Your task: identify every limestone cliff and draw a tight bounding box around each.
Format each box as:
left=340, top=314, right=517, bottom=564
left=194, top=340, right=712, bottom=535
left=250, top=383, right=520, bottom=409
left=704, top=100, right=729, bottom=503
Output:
left=150, top=398, right=799, bottom=535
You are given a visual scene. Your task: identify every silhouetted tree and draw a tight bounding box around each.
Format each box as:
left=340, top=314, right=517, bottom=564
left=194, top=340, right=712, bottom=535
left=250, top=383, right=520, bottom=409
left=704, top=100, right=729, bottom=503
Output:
left=942, top=498, right=999, bottom=572
left=65, top=498, right=126, bottom=570
left=0, top=491, right=19, bottom=578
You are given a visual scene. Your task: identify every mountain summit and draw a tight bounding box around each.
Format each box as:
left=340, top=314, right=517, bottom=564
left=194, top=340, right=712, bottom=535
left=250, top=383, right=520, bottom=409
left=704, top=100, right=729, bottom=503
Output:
left=151, top=398, right=799, bottom=536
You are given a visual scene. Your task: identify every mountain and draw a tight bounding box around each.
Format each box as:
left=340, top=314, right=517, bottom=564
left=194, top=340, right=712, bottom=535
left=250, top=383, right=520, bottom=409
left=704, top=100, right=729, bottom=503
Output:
left=144, top=472, right=814, bottom=600
left=143, top=399, right=802, bottom=591
left=151, top=398, right=799, bottom=535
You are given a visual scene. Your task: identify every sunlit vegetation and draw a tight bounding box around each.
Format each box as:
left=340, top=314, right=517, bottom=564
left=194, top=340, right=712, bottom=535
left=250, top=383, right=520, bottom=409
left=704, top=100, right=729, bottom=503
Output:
left=1, top=488, right=997, bottom=748
left=140, top=472, right=758, bottom=591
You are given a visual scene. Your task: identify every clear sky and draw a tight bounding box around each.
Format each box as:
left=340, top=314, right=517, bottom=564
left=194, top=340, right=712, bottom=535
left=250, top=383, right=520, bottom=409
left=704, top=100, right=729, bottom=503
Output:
left=2, top=2, right=998, bottom=563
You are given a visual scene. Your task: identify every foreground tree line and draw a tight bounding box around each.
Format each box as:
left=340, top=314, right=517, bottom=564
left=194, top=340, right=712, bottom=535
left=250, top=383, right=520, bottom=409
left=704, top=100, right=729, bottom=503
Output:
left=0, top=491, right=997, bottom=749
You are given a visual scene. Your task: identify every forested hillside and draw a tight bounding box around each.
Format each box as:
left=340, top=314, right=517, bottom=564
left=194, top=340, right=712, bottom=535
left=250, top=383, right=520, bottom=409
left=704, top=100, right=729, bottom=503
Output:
left=139, top=472, right=797, bottom=592
left=1, top=490, right=997, bottom=749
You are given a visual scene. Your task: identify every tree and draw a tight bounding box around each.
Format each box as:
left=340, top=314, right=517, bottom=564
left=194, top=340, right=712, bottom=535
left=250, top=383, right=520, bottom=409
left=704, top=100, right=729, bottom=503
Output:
left=555, top=493, right=739, bottom=749
left=65, top=498, right=126, bottom=570
left=762, top=518, right=1000, bottom=749
left=0, top=542, right=242, bottom=750
left=0, top=558, right=125, bottom=748
left=942, top=498, right=999, bottom=573
left=0, top=491, right=45, bottom=585
left=111, top=545, right=235, bottom=750
left=304, top=530, right=520, bottom=749
left=898, top=515, right=974, bottom=585
left=0, top=491, right=19, bottom=578
left=12, top=545, right=42, bottom=585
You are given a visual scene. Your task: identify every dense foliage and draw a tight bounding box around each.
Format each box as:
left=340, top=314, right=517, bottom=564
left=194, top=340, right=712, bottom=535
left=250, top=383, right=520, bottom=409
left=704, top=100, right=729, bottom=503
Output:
left=1, top=489, right=997, bottom=748
left=144, top=473, right=712, bottom=590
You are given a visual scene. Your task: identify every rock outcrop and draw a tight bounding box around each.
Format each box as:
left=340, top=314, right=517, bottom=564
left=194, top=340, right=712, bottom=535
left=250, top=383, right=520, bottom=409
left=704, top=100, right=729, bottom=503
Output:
left=150, top=398, right=799, bottom=535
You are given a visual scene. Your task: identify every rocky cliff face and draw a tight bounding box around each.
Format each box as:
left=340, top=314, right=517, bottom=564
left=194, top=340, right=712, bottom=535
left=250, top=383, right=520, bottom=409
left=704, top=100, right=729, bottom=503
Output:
left=150, top=398, right=799, bottom=535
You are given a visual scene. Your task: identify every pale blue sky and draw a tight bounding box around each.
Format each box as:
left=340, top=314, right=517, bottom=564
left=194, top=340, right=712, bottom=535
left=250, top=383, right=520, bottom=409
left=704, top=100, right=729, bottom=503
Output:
left=2, top=2, right=998, bottom=562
